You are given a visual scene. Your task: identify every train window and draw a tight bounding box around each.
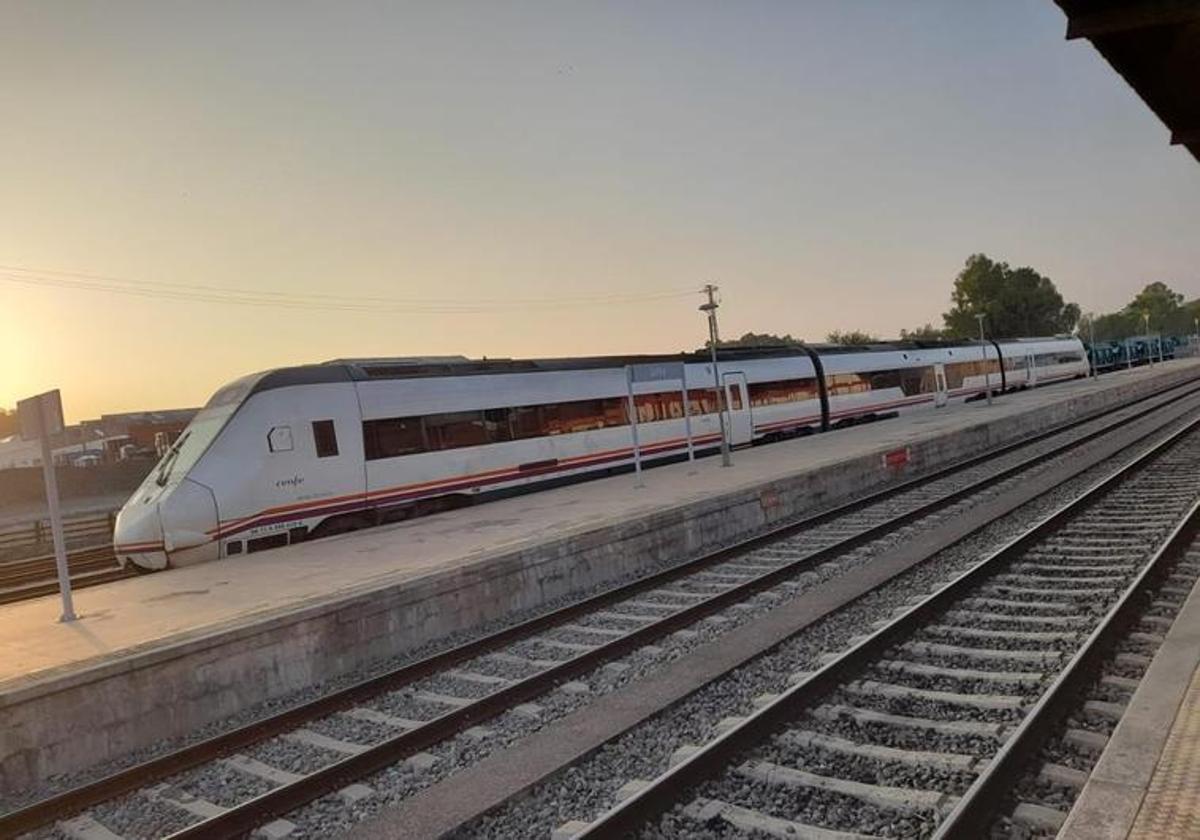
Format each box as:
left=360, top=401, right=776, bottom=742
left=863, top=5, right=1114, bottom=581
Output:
left=312, top=420, right=339, bottom=458
left=508, top=406, right=544, bottom=440
left=943, top=360, right=1000, bottom=389
left=748, top=378, right=819, bottom=407
left=267, top=426, right=294, bottom=453
left=363, top=417, right=425, bottom=460
left=899, top=367, right=935, bottom=396
left=687, top=388, right=720, bottom=415
left=483, top=408, right=514, bottom=443
left=540, top=399, right=626, bottom=435
left=727, top=386, right=743, bottom=410
left=425, top=411, right=491, bottom=450
left=826, top=373, right=870, bottom=396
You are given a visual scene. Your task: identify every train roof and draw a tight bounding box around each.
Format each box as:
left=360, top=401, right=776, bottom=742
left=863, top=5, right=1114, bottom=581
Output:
left=235, top=335, right=1078, bottom=398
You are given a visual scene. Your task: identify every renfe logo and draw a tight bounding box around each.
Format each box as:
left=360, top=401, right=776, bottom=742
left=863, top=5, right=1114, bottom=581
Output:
left=882, top=448, right=911, bottom=469
left=275, top=475, right=305, bottom=489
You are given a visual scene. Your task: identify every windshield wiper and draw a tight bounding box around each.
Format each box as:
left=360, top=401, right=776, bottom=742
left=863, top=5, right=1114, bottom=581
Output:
left=155, top=432, right=190, bottom=487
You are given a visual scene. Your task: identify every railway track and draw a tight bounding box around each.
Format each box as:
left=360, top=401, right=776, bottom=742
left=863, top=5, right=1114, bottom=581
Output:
left=0, top=545, right=133, bottom=606
left=6, top=379, right=1200, bottom=839
left=574, top=413, right=1200, bottom=839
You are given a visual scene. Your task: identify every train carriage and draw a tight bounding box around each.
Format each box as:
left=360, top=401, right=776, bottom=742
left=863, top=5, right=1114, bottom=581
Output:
left=114, top=337, right=1087, bottom=570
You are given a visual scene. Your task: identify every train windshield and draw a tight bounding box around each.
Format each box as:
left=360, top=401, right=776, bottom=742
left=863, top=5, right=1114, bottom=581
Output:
left=152, top=408, right=234, bottom=487
left=147, top=373, right=263, bottom=489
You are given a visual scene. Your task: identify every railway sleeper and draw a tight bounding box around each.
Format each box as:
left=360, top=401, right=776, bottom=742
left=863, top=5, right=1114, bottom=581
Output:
left=1011, top=801, right=1069, bottom=833
left=941, top=609, right=1085, bottom=628
left=1008, top=563, right=1127, bottom=576
left=989, top=573, right=1126, bottom=586
left=922, top=625, right=1077, bottom=643
left=876, top=659, right=1044, bottom=686
left=809, top=704, right=1006, bottom=739
left=736, top=759, right=957, bottom=815
left=845, top=679, right=1027, bottom=711
left=1100, top=674, right=1141, bottom=692
left=1038, top=762, right=1089, bottom=790
left=901, top=641, right=1062, bottom=665
left=981, top=584, right=1111, bottom=598
left=222, top=753, right=304, bottom=785
left=776, top=729, right=982, bottom=773
left=57, top=814, right=125, bottom=840
left=144, top=782, right=227, bottom=818
left=961, top=596, right=1073, bottom=612
left=682, top=797, right=875, bottom=840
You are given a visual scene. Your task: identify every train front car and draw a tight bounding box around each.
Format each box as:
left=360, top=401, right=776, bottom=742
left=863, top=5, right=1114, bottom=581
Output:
left=113, top=374, right=260, bottom=570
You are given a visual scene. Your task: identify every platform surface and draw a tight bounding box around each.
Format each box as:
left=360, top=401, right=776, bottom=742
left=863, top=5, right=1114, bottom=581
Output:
left=1129, top=664, right=1200, bottom=838
left=0, top=361, right=1195, bottom=697
left=1058, top=522, right=1200, bottom=840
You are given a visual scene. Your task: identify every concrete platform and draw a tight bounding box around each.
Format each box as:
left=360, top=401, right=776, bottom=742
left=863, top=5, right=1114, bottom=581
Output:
left=2, top=360, right=1198, bottom=794
left=1059, top=536, right=1200, bottom=839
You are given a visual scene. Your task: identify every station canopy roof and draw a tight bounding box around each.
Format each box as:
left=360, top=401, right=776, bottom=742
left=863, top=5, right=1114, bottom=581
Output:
left=1054, top=1, right=1200, bottom=163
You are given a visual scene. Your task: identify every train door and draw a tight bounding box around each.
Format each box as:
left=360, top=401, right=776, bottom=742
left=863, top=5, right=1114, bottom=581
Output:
left=933, top=364, right=949, bottom=408
left=1026, top=354, right=1038, bottom=386
left=722, top=371, right=753, bottom=445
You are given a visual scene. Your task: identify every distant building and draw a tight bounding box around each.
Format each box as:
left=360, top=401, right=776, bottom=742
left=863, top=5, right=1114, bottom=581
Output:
left=97, top=409, right=198, bottom=450
left=0, top=407, right=197, bottom=470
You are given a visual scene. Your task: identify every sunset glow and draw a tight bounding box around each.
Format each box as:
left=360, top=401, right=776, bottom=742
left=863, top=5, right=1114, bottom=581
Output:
left=2, top=1, right=1197, bottom=421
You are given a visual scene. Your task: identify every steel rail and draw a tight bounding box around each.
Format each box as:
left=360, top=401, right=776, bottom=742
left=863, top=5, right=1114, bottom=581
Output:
left=931, top=492, right=1200, bottom=836
left=3, top=377, right=1199, bottom=836
left=0, top=546, right=130, bottom=605
left=575, top=412, right=1200, bottom=838
left=156, top=395, right=1200, bottom=836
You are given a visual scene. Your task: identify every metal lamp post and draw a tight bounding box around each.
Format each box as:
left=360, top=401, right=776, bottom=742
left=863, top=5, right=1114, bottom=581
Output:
left=1144, top=312, right=1153, bottom=367
left=975, top=313, right=992, bottom=406
left=1087, top=315, right=1097, bottom=378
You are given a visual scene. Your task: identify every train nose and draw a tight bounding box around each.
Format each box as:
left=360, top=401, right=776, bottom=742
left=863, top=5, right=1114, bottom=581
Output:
left=113, top=498, right=168, bottom=570
left=158, top=478, right=220, bottom=566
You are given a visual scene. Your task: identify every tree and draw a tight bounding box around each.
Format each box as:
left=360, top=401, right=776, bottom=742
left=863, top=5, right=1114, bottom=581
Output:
left=716, top=331, right=802, bottom=348
left=1126, top=281, right=1183, bottom=325
left=943, top=254, right=1080, bottom=339
left=1088, top=282, right=1196, bottom=342
left=826, top=330, right=880, bottom=345
left=900, top=323, right=947, bottom=341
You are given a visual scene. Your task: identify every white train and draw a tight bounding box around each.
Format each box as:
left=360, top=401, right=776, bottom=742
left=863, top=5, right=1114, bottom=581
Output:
left=114, top=336, right=1087, bottom=570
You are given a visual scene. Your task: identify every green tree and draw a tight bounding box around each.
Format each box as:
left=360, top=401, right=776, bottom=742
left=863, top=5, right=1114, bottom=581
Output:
left=1126, top=281, right=1183, bottom=324
left=1089, top=282, right=1196, bottom=341
left=943, top=254, right=1080, bottom=338
left=826, top=330, right=880, bottom=345
left=717, top=331, right=802, bottom=348
left=900, top=323, right=947, bottom=341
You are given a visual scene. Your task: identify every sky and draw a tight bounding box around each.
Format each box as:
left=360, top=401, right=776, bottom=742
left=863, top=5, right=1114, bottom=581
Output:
left=1, top=1, right=1197, bottom=422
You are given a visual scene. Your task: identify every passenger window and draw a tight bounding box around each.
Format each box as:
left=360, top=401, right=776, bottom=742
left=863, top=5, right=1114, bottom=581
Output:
left=268, top=425, right=294, bottom=453
left=312, top=420, right=338, bottom=457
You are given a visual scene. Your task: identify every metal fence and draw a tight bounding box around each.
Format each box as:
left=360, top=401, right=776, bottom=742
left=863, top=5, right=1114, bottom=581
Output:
left=0, top=510, right=117, bottom=560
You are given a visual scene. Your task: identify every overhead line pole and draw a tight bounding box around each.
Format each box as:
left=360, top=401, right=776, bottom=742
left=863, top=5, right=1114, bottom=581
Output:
left=700, top=284, right=732, bottom=467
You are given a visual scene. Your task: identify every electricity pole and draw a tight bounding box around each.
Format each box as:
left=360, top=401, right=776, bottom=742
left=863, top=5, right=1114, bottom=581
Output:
left=699, top=284, right=732, bottom=467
